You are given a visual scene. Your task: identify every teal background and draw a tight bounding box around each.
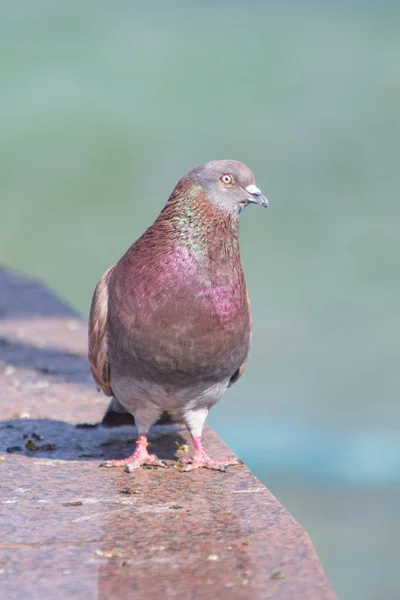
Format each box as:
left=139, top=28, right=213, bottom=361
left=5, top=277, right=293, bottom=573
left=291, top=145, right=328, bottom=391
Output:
left=1, top=2, right=400, bottom=598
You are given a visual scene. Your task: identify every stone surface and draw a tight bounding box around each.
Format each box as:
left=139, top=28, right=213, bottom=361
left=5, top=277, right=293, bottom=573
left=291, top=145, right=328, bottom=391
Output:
left=0, top=268, right=335, bottom=599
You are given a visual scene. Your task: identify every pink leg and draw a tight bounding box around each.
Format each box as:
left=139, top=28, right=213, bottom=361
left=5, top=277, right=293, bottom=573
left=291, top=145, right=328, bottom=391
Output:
left=180, top=436, right=240, bottom=472
left=101, top=435, right=167, bottom=472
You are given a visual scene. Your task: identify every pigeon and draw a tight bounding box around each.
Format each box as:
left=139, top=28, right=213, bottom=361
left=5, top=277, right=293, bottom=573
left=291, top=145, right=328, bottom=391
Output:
left=88, top=160, right=268, bottom=472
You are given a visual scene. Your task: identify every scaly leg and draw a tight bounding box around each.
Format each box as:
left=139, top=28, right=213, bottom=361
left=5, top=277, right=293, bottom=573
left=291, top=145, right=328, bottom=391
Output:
left=180, top=435, right=240, bottom=472
left=101, top=406, right=167, bottom=472
left=101, top=434, right=167, bottom=472
left=181, top=408, right=240, bottom=472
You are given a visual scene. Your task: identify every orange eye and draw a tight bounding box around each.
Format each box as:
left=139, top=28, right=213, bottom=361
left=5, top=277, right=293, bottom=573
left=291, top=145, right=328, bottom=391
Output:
left=220, top=174, right=233, bottom=184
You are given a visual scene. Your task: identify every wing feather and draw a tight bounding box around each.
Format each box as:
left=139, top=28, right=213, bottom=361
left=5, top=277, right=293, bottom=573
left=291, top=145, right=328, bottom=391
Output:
left=88, top=266, right=115, bottom=396
left=228, top=290, right=252, bottom=387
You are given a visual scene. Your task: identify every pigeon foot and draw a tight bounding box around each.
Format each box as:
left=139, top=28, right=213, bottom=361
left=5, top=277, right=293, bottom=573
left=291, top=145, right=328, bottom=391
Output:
left=100, top=435, right=167, bottom=471
left=180, top=436, right=240, bottom=472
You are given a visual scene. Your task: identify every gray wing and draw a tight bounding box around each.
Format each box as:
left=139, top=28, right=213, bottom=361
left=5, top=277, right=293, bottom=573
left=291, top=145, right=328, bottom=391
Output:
left=88, top=265, right=115, bottom=397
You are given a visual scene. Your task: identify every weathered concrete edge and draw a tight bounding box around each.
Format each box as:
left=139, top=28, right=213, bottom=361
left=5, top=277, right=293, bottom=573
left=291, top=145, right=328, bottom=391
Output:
left=0, top=268, right=335, bottom=599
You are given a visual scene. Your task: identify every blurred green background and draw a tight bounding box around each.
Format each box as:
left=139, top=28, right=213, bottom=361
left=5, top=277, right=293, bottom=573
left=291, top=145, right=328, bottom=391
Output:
left=1, top=1, right=400, bottom=598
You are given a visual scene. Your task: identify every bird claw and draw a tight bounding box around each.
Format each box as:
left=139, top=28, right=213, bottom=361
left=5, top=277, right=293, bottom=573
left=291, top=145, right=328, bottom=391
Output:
left=125, top=458, right=168, bottom=472
left=181, top=463, right=227, bottom=473
left=100, top=451, right=167, bottom=471
left=180, top=456, right=239, bottom=472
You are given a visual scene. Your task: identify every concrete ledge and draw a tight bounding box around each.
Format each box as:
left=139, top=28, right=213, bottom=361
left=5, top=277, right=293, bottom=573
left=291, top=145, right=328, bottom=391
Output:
left=0, top=268, right=335, bottom=599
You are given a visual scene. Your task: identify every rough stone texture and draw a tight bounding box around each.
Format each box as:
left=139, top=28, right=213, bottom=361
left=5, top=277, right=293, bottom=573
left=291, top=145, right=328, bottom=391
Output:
left=0, top=268, right=335, bottom=599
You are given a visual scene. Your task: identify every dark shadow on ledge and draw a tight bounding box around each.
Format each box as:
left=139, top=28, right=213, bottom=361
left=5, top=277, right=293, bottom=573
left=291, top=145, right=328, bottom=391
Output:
left=0, top=267, right=78, bottom=320
left=0, top=418, right=186, bottom=463
left=0, top=337, right=171, bottom=427
left=0, top=266, right=89, bottom=382
left=0, top=336, right=91, bottom=384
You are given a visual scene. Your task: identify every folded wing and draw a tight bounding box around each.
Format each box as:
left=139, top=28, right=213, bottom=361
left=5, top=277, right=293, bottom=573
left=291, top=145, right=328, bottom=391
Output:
left=228, top=290, right=252, bottom=387
left=88, top=266, right=115, bottom=397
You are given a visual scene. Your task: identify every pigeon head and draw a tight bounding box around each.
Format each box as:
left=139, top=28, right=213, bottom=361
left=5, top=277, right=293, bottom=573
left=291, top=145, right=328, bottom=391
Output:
left=179, top=160, right=268, bottom=215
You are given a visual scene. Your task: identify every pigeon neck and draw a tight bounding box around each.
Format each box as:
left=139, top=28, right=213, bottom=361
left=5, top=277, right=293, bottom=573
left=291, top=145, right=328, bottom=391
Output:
left=158, top=186, right=241, bottom=263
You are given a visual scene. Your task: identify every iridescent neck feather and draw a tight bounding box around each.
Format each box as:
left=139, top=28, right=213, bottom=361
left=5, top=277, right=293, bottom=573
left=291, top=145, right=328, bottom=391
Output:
left=155, top=182, right=241, bottom=263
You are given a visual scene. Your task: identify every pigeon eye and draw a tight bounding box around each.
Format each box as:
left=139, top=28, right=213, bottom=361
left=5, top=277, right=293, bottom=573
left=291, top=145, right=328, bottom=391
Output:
left=220, top=174, right=233, bottom=185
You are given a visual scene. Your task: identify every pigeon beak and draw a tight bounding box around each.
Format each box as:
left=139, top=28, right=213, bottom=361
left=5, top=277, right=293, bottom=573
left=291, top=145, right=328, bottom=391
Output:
left=245, top=184, right=269, bottom=208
